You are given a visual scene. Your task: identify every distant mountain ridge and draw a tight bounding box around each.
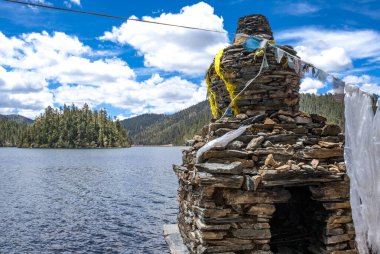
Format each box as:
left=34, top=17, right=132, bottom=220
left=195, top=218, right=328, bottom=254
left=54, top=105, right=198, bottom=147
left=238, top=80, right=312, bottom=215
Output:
left=121, top=101, right=212, bottom=146
left=0, top=114, right=33, bottom=125
left=121, top=113, right=166, bottom=138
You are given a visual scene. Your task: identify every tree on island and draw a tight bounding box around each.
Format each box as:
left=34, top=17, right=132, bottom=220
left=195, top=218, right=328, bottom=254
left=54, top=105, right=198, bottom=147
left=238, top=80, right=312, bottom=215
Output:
left=18, top=104, right=131, bottom=148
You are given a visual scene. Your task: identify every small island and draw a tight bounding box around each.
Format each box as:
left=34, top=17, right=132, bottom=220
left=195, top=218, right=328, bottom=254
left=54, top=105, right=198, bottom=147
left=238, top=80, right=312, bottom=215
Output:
left=0, top=104, right=131, bottom=148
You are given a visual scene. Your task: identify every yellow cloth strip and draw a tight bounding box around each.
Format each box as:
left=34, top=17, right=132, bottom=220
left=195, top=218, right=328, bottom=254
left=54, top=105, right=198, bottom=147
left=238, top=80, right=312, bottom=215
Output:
left=206, top=73, right=219, bottom=119
left=214, top=48, right=239, bottom=115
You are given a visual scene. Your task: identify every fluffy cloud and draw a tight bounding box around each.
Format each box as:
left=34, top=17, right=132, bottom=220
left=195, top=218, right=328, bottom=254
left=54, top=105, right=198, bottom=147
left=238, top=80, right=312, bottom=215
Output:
left=295, top=46, right=352, bottom=72
left=53, top=74, right=206, bottom=115
left=0, top=30, right=206, bottom=118
left=277, top=28, right=380, bottom=72
left=100, top=2, right=229, bottom=76
left=300, top=77, right=326, bottom=94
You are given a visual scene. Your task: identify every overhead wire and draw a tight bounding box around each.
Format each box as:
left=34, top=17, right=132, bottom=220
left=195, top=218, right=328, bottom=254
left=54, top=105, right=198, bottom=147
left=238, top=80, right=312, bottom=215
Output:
left=3, top=0, right=228, bottom=34
left=2, top=0, right=352, bottom=100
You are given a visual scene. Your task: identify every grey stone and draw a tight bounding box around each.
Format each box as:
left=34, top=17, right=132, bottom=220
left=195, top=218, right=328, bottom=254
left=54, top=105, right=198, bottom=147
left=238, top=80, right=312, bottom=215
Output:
left=246, top=136, right=265, bottom=150
left=195, top=161, right=243, bottom=174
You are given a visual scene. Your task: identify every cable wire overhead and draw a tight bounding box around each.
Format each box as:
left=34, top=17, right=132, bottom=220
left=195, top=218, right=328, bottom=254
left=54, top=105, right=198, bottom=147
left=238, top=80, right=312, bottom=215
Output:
left=3, top=0, right=228, bottom=34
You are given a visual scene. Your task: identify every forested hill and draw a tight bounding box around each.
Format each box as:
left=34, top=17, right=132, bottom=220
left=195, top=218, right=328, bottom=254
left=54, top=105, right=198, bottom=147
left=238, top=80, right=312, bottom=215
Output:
left=0, top=114, right=33, bottom=125
left=121, top=101, right=211, bottom=146
left=0, top=104, right=132, bottom=148
left=18, top=104, right=131, bottom=148
left=122, top=94, right=344, bottom=146
left=121, top=114, right=166, bottom=138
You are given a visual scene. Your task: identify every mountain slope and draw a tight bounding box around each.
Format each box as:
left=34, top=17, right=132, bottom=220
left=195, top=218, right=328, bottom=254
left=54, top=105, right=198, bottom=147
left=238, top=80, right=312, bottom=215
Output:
left=0, top=114, right=33, bottom=125
left=121, top=101, right=212, bottom=145
left=121, top=114, right=166, bottom=137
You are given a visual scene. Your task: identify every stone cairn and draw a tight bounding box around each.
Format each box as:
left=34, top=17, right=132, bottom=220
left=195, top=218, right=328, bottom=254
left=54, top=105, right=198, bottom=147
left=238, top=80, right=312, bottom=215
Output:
left=173, top=15, right=357, bottom=254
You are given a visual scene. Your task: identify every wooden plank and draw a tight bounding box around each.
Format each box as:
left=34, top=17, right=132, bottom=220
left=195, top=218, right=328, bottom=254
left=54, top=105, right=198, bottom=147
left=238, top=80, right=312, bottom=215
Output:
left=163, top=224, right=189, bottom=254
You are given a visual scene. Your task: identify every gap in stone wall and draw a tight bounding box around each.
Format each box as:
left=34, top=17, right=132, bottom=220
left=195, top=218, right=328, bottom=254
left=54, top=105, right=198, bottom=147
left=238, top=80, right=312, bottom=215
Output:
left=270, top=186, right=325, bottom=254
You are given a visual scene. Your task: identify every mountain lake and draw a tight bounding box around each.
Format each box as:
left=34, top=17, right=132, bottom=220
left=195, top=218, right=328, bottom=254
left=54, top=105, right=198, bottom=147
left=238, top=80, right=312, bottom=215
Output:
left=0, top=147, right=183, bottom=254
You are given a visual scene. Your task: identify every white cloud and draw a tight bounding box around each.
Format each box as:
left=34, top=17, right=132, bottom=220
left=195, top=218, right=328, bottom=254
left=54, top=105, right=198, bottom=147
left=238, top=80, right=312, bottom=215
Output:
left=63, top=0, right=81, bottom=7
left=70, top=0, right=80, bottom=5
left=0, top=30, right=206, bottom=118
left=300, top=77, right=326, bottom=94
left=343, top=74, right=371, bottom=84
left=295, top=46, right=352, bottom=71
left=277, top=28, right=380, bottom=72
left=99, top=2, right=229, bottom=76
left=0, top=67, right=47, bottom=92
left=0, top=88, right=54, bottom=118
left=360, top=83, right=380, bottom=95
left=53, top=74, right=206, bottom=115
left=116, top=114, right=128, bottom=121
left=279, top=2, right=320, bottom=15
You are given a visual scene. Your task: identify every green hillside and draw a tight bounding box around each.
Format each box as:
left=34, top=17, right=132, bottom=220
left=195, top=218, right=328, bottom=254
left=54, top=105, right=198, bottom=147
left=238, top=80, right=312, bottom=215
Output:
left=121, top=114, right=166, bottom=137
left=121, top=101, right=212, bottom=146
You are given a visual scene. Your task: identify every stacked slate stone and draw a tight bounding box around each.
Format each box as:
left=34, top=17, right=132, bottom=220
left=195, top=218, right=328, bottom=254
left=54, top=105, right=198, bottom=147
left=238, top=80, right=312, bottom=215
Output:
left=173, top=15, right=357, bottom=254
left=206, top=14, right=299, bottom=118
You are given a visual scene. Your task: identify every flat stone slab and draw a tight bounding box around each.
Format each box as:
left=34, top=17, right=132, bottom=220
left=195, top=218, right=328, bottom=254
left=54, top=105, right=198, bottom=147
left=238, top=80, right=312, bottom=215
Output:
left=163, top=224, right=189, bottom=254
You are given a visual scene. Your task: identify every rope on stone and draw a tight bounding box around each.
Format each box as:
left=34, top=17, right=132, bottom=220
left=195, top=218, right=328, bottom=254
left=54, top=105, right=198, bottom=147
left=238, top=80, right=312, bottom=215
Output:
left=204, top=43, right=269, bottom=143
left=214, top=49, right=239, bottom=116
left=220, top=42, right=269, bottom=119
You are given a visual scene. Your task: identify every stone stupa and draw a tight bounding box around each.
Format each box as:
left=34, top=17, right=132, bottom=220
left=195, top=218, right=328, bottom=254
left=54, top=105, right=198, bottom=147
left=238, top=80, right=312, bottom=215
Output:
left=172, top=14, right=357, bottom=254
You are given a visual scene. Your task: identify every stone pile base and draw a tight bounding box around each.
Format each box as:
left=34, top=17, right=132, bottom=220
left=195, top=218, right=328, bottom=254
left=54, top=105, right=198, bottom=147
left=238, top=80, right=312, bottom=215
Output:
left=173, top=112, right=357, bottom=254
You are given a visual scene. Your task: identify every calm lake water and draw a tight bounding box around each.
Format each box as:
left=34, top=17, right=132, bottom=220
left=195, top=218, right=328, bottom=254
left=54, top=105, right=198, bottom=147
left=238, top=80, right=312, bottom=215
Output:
left=0, top=147, right=183, bottom=254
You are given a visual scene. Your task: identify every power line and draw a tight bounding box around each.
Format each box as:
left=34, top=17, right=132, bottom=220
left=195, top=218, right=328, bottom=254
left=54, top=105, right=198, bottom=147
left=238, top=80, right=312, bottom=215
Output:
left=3, top=0, right=228, bottom=34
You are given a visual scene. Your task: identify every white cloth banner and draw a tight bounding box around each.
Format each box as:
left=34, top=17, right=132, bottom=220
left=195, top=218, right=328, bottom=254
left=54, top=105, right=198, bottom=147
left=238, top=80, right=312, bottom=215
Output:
left=344, top=85, right=380, bottom=254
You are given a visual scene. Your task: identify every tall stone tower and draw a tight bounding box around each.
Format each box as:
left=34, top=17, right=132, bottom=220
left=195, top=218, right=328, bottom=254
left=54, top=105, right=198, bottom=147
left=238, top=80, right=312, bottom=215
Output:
left=173, top=15, right=356, bottom=254
left=206, top=14, right=299, bottom=119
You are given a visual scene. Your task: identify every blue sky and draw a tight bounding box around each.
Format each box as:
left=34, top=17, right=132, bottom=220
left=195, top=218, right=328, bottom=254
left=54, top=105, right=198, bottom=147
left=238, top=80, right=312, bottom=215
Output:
left=0, top=0, right=379, bottom=119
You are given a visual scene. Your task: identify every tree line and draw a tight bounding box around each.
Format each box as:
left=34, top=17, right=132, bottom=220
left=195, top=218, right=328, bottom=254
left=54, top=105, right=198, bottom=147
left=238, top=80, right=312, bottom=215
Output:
left=0, top=94, right=345, bottom=147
